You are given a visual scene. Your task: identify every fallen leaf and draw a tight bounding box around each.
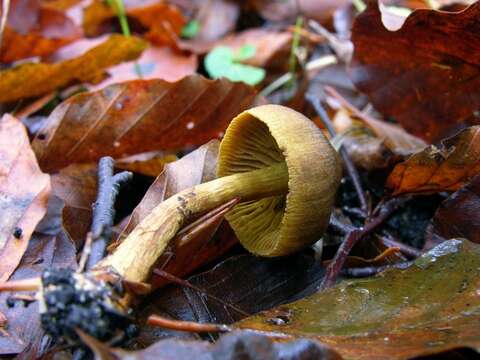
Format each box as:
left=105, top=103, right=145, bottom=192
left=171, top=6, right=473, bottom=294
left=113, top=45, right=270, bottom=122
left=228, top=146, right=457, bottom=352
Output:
left=0, top=34, right=146, bottom=103
left=0, top=232, right=76, bottom=355
left=1, top=0, right=81, bottom=63
left=82, top=329, right=340, bottom=360
left=83, top=0, right=185, bottom=46
left=426, top=175, right=480, bottom=249
left=192, top=0, right=240, bottom=42
left=238, top=239, right=480, bottom=360
left=0, top=114, right=51, bottom=282
left=386, top=126, right=480, bottom=196
left=32, top=75, right=256, bottom=172
left=116, top=151, right=177, bottom=177
left=51, top=163, right=97, bottom=248
left=351, top=2, right=480, bottom=142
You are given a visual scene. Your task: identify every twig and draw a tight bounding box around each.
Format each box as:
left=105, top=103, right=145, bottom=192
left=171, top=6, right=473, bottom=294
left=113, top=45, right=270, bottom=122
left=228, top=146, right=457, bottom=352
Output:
left=379, top=232, right=422, bottom=259
left=0, top=0, right=10, bottom=55
left=0, top=278, right=40, bottom=292
left=320, top=198, right=408, bottom=289
left=306, top=93, right=369, bottom=215
left=153, top=269, right=249, bottom=317
left=87, top=157, right=132, bottom=270
left=147, top=315, right=231, bottom=333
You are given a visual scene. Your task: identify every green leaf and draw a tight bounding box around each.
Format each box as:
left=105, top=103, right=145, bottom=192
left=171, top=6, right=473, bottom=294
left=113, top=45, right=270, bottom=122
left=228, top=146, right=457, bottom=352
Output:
left=204, top=46, right=265, bottom=86
left=181, top=20, right=200, bottom=39
left=234, top=44, right=256, bottom=62
left=238, top=239, right=480, bottom=360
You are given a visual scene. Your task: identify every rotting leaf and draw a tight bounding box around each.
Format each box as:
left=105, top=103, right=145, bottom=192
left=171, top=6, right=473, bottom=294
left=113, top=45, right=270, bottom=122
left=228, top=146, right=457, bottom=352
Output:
left=386, top=126, right=480, bottom=196
left=351, top=2, right=480, bottom=142
left=83, top=0, right=185, bottom=46
left=115, top=151, right=177, bottom=177
left=0, top=0, right=81, bottom=63
left=0, top=115, right=50, bottom=282
left=238, top=239, right=480, bottom=360
left=426, top=175, right=480, bottom=249
left=32, top=75, right=256, bottom=172
left=0, top=34, right=146, bottom=103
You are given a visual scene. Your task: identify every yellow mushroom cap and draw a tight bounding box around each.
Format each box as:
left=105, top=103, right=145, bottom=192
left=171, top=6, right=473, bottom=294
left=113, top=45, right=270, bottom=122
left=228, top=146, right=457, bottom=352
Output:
left=217, top=104, right=342, bottom=257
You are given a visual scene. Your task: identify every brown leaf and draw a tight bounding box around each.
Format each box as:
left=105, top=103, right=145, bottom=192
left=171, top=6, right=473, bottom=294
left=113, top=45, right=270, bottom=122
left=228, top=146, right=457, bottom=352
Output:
left=83, top=0, right=185, bottom=46
left=238, top=239, right=480, bottom=360
left=351, top=2, right=480, bottom=142
left=0, top=0, right=81, bottom=63
left=116, top=151, right=177, bottom=177
left=0, top=34, right=146, bottom=103
left=51, top=163, right=97, bottom=248
left=191, top=0, right=240, bottom=42
left=0, top=114, right=50, bottom=282
left=386, top=126, right=480, bottom=196
left=32, top=75, right=256, bottom=172
left=426, top=175, right=480, bottom=249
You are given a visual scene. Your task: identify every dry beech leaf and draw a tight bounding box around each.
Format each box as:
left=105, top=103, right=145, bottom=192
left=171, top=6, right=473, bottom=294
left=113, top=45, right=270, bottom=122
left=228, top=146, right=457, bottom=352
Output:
left=386, top=126, right=480, bottom=196
left=118, top=140, right=237, bottom=286
left=0, top=35, right=146, bottom=103
left=83, top=0, right=185, bottom=46
left=51, top=164, right=97, bottom=248
left=238, top=239, right=480, bottom=360
left=426, top=175, right=480, bottom=249
left=32, top=75, right=256, bottom=172
left=0, top=114, right=51, bottom=282
left=0, top=0, right=81, bottom=63
left=116, top=151, right=177, bottom=177
left=351, top=2, right=480, bottom=142
left=193, top=0, right=240, bottom=42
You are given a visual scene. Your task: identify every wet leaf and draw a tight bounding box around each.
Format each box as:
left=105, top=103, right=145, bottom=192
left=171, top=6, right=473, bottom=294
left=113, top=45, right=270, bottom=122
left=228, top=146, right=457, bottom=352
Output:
left=83, top=0, right=185, bottom=46
left=0, top=34, right=146, bottom=103
left=351, top=2, right=480, bottom=142
left=386, top=126, right=480, bottom=196
left=0, top=0, right=81, bottom=63
left=0, top=232, right=76, bottom=355
left=238, top=239, right=480, bottom=360
left=0, top=114, right=50, bottom=282
left=32, top=75, right=256, bottom=172
left=426, top=175, right=480, bottom=249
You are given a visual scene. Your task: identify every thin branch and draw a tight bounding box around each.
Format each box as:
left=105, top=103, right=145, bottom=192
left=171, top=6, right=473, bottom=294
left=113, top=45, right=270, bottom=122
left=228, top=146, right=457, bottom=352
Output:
left=306, top=93, right=369, bottom=215
left=147, top=315, right=231, bottom=333
left=320, top=197, right=408, bottom=289
left=87, top=157, right=133, bottom=270
left=342, top=261, right=413, bottom=278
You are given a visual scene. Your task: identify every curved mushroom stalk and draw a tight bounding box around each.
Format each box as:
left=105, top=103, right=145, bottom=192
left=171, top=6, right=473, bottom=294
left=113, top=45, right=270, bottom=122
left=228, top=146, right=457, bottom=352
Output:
left=97, top=104, right=342, bottom=283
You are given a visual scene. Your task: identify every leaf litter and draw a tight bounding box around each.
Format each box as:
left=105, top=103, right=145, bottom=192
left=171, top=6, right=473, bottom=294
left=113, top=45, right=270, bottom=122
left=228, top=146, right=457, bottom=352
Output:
left=1, top=1, right=480, bottom=359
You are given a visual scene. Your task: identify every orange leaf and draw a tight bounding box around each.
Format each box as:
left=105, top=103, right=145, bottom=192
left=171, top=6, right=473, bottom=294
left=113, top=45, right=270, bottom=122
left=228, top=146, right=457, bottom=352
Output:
left=0, top=114, right=50, bottom=282
left=386, top=126, right=480, bottom=196
left=0, top=34, right=146, bottom=103
left=351, top=2, right=480, bottom=142
left=1, top=0, right=81, bottom=63
left=83, top=0, right=185, bottom=46
left=32, top=75, right=256, bottom=172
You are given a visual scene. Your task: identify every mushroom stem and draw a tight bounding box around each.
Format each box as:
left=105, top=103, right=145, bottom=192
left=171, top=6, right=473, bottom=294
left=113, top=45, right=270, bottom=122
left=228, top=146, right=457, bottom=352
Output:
left=96, top=162, right=289, bottom=283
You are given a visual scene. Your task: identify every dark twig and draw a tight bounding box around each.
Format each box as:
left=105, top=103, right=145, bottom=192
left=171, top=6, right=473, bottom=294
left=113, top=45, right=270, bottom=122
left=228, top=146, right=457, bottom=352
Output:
left=87, top=157, right=133, bottom=270
left=379, top=232, right=422, bottom=259
left=306, top=93, right=369, bottom=215
left=153, top=269, right=250, bottom=317
left=320, top=197, right=408, bottom=290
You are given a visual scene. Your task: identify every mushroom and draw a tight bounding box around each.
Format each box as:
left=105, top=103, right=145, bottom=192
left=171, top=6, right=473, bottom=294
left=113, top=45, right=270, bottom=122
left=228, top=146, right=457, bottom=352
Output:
left=0, top=104, right=342, bottom=342
left=97, top=104, right=342, bottom=282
